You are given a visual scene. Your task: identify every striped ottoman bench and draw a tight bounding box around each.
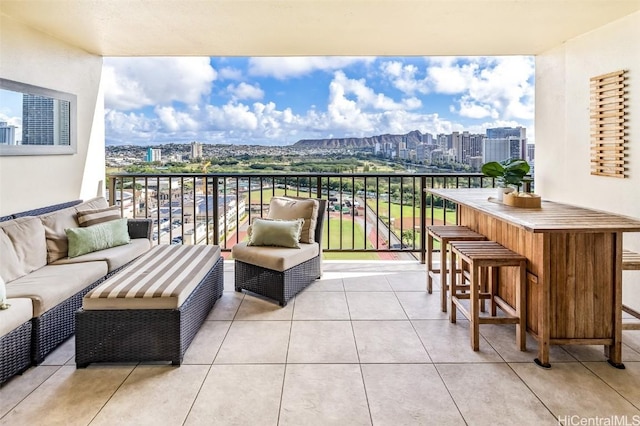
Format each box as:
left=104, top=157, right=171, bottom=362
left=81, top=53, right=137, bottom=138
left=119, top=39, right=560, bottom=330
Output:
left=75, top=244, right=223, bottom=367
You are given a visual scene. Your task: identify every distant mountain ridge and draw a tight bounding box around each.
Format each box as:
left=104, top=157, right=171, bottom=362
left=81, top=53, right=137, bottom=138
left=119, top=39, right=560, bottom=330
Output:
left=293, top=130, right=425, bottom=148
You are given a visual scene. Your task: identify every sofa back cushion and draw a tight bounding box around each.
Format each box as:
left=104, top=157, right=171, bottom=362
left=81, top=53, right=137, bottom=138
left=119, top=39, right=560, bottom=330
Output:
left=0, top=217, right=47, bottom=282
left=267, top=197, right=319, bottom=244
left=39, top=197, right=110, bottom=263
left=40, top=206, right=79, bottom=263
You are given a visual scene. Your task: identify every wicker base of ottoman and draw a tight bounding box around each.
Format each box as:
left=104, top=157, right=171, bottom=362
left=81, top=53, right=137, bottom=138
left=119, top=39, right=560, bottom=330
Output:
left=75, top=256, right=223, bottom=367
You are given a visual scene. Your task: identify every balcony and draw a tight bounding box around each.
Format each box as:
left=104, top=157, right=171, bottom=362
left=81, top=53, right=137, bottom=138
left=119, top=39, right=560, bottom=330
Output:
left=1, top=1, right=640, bottom=424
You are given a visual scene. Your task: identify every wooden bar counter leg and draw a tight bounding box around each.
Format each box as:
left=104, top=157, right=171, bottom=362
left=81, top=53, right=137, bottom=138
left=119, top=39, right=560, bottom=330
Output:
left=607, top=234, right=625, bottom=369
left=535, top=235, right=552, bottom=369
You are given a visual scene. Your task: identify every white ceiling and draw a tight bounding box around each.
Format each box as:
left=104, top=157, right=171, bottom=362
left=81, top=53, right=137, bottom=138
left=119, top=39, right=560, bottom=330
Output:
left=1, top=0, right=639, bottom=57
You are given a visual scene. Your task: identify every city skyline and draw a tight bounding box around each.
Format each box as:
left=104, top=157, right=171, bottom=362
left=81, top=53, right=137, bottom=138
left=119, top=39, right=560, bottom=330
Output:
left=103, top=56, right=535, bottom=147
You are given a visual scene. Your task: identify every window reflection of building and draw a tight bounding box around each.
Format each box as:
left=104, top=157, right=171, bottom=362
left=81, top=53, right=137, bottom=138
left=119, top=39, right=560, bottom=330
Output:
left=22, top=94, right=70, bottom=145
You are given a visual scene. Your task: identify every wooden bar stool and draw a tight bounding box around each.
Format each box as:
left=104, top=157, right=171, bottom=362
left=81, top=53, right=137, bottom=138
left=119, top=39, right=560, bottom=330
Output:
left=426, top=226, right=486, bottom=312
left=449, top=240, right=527, bottom=351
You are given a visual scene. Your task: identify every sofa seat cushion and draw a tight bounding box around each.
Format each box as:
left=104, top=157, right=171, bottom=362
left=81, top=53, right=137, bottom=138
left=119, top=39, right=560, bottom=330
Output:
left=6, top=262, right=108, bottom=316
left=0, top=217, right=48, bottom=282
left=232, top=241, right=319, bottom=272
left=83, top=244, right=221, bottom=310
left=52, top=238, right=151, bottom=272
left=0, top=298, right=33, bottom=337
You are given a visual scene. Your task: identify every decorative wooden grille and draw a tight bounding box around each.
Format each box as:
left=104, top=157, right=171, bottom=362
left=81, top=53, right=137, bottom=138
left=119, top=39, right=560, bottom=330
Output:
left=590, top=70, right=628, bottom=178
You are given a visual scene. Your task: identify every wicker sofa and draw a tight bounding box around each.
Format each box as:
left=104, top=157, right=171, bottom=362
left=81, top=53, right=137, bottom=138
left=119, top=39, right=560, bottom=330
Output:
left=232, top=197, right=327, bottom=306
left=0, top=198, right=152, bottom=385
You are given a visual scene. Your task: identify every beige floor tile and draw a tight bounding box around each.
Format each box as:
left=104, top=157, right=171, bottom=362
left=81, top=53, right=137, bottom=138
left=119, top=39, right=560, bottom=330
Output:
left=362, top=364, right=465, bottom=425
left=91, top=365, right=208, bottom=426
left=185, top=364, right=285, bottom=426
left=279, top=364, right=371, bottom=426
left=395, top=291, right=449, bottom=320
left=0, top=365, right=132, bottom=426
left=511, top=362, right=640, bottom=420
left=206, top=292, right=244, bottom=320
left=584, top=361, right=640, bottom=409
left=0, top=366, right=60, bottom=418
left=287, top=321, right=358, bottom=363
left=412, top=320, right=503, bottom=363
left=560, top=343, right=640, bottom=362
left=223, top=272, right=235, bottom=291
left=182, top=321, right=231, bottom=364
left=343, top=273, right=393, bottom=291
left=479, top=324, right=576, bottom=363
left=346, top=292, right=407, bottom=320
left=386, top=271, right=428, bottom=291
left=352, top=320, right=430, bottom=363
left=306, top=274, right=345, bottom=291
left=624, top=331, right=640, bottom=353
left=40, top=336, right=76, bottom=366
left=437, top=363, right=557, bottom=426
left=215, top=321, right=291, bottom=364
left=234, top=294, right=294, bottom=320
left=292, top=291, right=350, bottom=320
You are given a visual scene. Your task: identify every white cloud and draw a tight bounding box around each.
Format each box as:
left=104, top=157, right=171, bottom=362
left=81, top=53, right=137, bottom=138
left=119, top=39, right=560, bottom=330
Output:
left=425, top=57, right=535, bottom=121
left=154, top=106, right=200, bottom=132
left=226, top=82, right=264, bottom=101
left=103, top=57, right=216, bottom=110
left=218, top=67, right=243, bottom=81
left=380, top=61, right=428, bottom=95
left=248, top=57, right=375, bottom=79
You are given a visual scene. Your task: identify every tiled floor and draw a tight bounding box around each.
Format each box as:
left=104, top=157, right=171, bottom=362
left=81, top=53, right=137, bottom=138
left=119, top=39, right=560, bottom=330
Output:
left=2, top=260, right=640, bottom=425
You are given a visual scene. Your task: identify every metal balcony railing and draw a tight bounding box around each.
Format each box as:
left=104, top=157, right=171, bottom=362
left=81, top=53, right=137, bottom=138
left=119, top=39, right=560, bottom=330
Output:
left=108, top=172, right=502, bottom=262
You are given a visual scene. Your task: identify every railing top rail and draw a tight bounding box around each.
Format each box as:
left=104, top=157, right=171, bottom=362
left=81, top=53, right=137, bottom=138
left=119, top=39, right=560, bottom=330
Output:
left=108, top=172, right=489, bottom=178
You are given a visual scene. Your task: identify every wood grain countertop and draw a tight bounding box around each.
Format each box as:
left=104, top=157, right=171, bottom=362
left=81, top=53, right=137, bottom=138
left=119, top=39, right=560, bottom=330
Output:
left=426, top=188, right=640, bottom=233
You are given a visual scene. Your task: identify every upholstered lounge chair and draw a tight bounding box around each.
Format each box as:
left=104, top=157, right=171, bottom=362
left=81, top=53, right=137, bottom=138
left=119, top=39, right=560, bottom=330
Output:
left=232, top=198, right=327, bottom=306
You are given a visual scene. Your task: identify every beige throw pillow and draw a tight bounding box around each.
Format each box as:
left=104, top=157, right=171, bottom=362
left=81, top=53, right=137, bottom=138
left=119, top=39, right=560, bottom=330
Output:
left=77, top=206, right=122, bottom=227
left=267, top=197, right=319, bottom=244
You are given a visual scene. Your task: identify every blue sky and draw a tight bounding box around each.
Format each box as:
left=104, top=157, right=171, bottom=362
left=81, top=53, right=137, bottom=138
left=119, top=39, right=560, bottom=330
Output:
left=2, top=56, right=535, bottom=146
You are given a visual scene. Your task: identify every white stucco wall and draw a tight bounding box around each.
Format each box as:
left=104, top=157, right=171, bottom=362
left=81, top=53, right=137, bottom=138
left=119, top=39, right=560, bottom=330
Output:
left=0, top=15, right=104, bottom=216
left=535, top=11, right=640, bottom=308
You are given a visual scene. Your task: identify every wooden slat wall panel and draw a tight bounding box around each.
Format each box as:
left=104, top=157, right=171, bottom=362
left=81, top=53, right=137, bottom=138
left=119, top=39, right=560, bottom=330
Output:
left=590, top=70, right=628, bottom=178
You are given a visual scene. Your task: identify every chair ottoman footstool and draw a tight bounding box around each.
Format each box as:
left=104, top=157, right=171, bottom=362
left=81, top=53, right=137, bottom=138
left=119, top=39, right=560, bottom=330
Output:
left=75, top=245, right=223, bottom=367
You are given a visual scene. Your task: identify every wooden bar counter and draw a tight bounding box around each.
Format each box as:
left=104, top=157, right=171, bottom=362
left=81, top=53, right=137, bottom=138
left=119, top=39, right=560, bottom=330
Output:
left=428, top=188, right=640, bottom=368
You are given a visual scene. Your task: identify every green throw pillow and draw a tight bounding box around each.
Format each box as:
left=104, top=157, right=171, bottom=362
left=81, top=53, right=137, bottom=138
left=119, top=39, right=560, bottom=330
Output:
left=248, top=218, right=303, bottom=248
left=65, top=218, right=130, bottom=258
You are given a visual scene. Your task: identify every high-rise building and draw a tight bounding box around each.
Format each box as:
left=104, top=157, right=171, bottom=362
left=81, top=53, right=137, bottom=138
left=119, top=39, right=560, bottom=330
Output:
left=451, top=132, right=461, bottom=162
left=190, top=141, right=203, bottom=159
left=146, top=147, right=161, bottom=162
left=527, top=143, right=535, bottom=162
left=482, top=138, right=510, bottom=163
left=0, top=122, right=17, bottom=145
left=486, top=126, right=527, bottom=159
left=22, top=95, right=70, bottom=145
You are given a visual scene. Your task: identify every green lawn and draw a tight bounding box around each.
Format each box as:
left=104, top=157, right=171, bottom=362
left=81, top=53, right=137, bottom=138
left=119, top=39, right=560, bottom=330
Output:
left=322, top=218, right=379, bottom=260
